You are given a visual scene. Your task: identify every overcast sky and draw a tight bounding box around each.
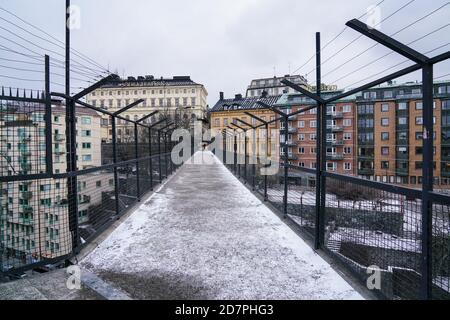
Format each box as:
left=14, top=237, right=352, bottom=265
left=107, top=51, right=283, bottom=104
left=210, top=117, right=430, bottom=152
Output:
left=0, top=0, right=449, bottom=106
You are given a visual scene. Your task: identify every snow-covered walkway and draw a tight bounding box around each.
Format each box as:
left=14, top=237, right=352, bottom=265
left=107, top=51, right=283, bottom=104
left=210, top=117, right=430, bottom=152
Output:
left=81, top=151, right=363, bottom=300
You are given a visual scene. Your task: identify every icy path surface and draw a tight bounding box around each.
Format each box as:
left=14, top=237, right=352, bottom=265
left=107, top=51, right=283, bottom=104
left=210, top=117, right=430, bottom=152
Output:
left=81, top=152, right=363, bottom=300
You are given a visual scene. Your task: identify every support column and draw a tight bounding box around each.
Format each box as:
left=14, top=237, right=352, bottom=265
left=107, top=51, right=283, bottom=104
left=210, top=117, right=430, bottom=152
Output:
left=112, top=117, right=120, bottom=217
left=283, top=116, right=289, bottom=218
left=421, top=63, right=433, bottom=299
left=134, top=123, right=140, bottom=201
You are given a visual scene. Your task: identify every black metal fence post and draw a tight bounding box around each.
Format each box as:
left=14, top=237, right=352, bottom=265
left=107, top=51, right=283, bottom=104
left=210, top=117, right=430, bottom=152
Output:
left=134, top=123, right=141, bottom=201
left=252, top=128, right=256, bottom=190
left=148, top=128, right=153, bottom=190
left=315, top=31, right=326, bottom=249
left=264, top=123, right=269, bottom=201
left=223, top=130, right=226, bottom=165
left=233, top=130, right=239, bottom=174
left=111, top=116, right=120, bottom=217
left=421, top=63, right=434, bottom=299
left=244, top=131, right=248, bottom=184
left=164, top=131, right=168, bottom=178
left=283, top=116, right=289, bottom=218
left=44, top=55, right=53, bottom=176
left=158, top=130, right=162, bottom=182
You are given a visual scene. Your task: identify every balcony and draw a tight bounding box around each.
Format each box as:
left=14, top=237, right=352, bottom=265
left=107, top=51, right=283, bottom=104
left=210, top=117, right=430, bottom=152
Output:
left=54, top=134, right=64, bottom=141
left=54, top=149, right=66, bottom=155
left=21, top=191, right=33, bottom=200
left=20, top=217, right=33, bottom=225
left=328, top=125, right=344, bottom=132
left=20, top=163, right=32, bottom=172
left=21, top=205, right=33, bottom=215
left=358, top=168, right=374, bottom=175
left=326, top=153, right=344, bottom=160
left=330, top=112, right=343, bottom=119
left=326, top=140, right=344, bottom=146
left=281, top=140, right=296, bottom=147
left=280, top=127, right=297, bottom=134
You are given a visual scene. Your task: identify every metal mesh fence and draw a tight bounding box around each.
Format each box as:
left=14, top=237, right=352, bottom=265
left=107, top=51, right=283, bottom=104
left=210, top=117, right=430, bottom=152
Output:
left=0, top=93, right=183, bottom=277
left=431, top=195, right=450, bottom=299
left=218, top=127, right=450, bottom=300
left=323, top=177, right=423, bottom=299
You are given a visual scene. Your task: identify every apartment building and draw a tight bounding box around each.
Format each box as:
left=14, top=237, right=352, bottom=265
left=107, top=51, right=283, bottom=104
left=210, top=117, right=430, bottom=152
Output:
left=0, top=100, right=111, bottom=268
left=246, top=74, right=308, bottom=98
left=85, top=76, right=208, bottom=142
left=210, top=93, right=281, bottom=157
left=274, top=92, right=357, bottom=180
left=356, top=80, right=450, bottom=188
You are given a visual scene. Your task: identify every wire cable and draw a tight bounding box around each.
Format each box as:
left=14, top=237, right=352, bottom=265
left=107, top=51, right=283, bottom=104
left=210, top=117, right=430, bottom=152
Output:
left=305, top=0, right=416, bottom=78
left=291, top=0, right=386, bottom=75
left=0, top=26, right=107, bottom=77
left=323, top=2, right=450, bottom=80
left=0, top=5, right=110, bottom=73
left=342, top=39, right=450, bottom=90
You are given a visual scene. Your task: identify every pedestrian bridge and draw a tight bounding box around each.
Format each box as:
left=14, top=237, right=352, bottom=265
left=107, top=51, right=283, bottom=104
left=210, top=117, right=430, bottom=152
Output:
left=0, top=152, right=363, bottom=300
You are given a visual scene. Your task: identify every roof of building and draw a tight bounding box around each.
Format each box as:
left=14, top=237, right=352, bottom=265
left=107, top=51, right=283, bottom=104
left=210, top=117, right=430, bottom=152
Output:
left=275, top=91, right=358, bottom=107
left=210, top=94, right=282, bottom=112
left=99, top=76, right=203, bottom=89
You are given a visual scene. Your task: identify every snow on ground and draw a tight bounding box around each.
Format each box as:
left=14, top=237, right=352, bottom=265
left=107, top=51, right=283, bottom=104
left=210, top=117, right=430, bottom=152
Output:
left=81, top=151, right=363, bottom=300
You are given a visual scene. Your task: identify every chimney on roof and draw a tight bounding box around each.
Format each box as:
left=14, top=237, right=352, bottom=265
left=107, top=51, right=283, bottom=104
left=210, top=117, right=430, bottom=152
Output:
left=219, top=92, right=224, bottom=101
left=235, top=94, right=243, bottom=100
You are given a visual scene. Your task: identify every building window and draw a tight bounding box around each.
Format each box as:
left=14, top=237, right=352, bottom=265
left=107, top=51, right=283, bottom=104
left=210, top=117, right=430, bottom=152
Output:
left=310, top=134, right=317, bottom=141
left=82, top=155, right=92, bottom=162
left=416, top=102, right=423, bottom=110
left=416, top=147, right=423, bottom=155
left=381, top=161, right=389, bottom=169
left=344, top=147, right=352, bottom=154
left=398, top=102, right=407, bottom=110
left=398, top=117, right=407, bottom=125
left=381, top=147, right=389, bottom=155
left=81, top=130, right=91, bottom=137
left=344, top=133, right=352, bottom=140
left=381, top=132, right=389, bottom=140
left=384, top=91, right=393, bottom=99
left=381, top=104, right=389, bottom=112
left=298, top=134, right=305, bottom=141
left=343, top=119, right=352, bottom=127
left=310, top=120, right=317, bottom=128
left=223, top=118, right=228, bottom=126
left=342, top=105, right=351, bottom=113
left=298, top=147, right=305, bottom=154
left=344, top=163, right=351, bottom=171
left=298, top=121, right=305, bottom=128
left=81, top=117, right=91, bottom=125
left=415, top=132, right=423, bottom=140
left=381, top=118, right=389, bottom=126
left=416, top=117, right=423, bottom=125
